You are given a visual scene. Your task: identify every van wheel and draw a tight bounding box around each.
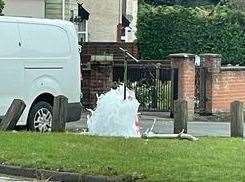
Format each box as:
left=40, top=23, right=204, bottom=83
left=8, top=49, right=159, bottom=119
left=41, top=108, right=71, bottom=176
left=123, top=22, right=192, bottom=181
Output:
left=27, top=101, right=53, bottom=132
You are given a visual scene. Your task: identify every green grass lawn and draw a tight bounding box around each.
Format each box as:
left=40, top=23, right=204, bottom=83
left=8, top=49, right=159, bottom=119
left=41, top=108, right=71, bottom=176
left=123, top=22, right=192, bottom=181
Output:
left=0, top=132, right=244, bottom=181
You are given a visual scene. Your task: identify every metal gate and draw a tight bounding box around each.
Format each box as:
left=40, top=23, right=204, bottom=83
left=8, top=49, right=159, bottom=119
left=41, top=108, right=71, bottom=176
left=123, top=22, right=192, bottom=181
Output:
left=195, top=66, right=207, bottom=113
left=113, top=64, right=178, bottom=112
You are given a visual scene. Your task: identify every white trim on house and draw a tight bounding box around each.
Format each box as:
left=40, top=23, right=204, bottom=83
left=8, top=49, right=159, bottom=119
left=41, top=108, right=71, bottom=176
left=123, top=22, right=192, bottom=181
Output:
left=78, top=20, right=88, bottom=42
left=62, top=0, right=65, bottom=20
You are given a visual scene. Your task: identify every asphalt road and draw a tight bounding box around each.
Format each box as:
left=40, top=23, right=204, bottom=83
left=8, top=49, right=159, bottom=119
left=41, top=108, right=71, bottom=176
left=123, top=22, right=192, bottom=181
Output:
left=66, top=113, right=231, bottom=137
left=0, top=174, right=33, bottom=182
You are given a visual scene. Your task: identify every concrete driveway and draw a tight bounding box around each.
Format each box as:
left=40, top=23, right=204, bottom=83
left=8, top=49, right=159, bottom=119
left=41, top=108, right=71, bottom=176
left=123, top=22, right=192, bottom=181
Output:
left=66, top=113, right=232, bottom=137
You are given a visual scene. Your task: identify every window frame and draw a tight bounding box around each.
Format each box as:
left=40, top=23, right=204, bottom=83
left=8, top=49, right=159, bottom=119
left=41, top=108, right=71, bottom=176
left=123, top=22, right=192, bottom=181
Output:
left=77, top=20, right=88, bottom=42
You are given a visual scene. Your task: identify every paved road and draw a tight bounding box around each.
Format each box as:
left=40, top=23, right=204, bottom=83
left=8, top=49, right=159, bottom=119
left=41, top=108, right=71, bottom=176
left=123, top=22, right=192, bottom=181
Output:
left=0, top=174, right=33, bottom=182
left=66, top=114, right=231, bottom=137
left=142, top=118, right=230, bottom=137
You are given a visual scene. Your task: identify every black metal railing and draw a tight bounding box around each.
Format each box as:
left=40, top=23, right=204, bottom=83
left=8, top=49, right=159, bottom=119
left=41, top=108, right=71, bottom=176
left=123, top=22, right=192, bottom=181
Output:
left=113, top=64, right=176, bottom=112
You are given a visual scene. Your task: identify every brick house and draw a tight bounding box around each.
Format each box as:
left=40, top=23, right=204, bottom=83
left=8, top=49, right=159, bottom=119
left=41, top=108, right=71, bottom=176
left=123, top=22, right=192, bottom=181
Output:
left=3, top=0, right=78, bottom=19
left=2, top=0, right=88, bottom=39
left=2, top=0, right=138, bottom=43
left=3, top=0, right=46, bottom=18
left=79, top=0, right=138, bottom=43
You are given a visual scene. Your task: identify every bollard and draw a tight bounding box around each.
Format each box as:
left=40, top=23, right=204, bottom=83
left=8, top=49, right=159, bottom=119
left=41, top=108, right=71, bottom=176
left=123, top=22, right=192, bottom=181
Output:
left=230, top=101, right=244, bottom=138
left=174, top=100, right=188, bottom=134
left=52, top=95, right=68, bottom=132
left=0, top=99, right=26, bottom=131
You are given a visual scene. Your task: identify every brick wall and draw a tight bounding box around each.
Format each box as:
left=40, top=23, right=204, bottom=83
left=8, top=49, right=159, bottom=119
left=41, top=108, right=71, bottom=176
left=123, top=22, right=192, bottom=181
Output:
left=80, top=42, right=138, bottom=108
left=169, top=53, right=245, bottom=115
left=209, top=67, right=245, bottom=113
left=201, top=54, right=245, bottom=113
left=90, top=65, right=113, bottom=107
left=82, top=64, right=113, bottom=108
left=81, top=50, right=245, bottom=113
left=80, top=42, right=139, bottom=64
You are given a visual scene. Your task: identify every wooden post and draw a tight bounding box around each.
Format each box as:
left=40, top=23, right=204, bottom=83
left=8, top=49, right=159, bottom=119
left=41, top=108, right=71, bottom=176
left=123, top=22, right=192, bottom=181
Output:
left=52, top=95, right=68, bottom=132
left=174, top=100, right=188, bottom=134
left=0, top=99, right=26, bottom=131
left=230, top=101, right=244, bottom=137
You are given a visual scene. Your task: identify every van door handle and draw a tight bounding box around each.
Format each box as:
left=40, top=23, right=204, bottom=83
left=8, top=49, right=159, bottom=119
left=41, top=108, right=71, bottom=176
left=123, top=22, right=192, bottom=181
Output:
left=18, top=42, right=21, bottom=47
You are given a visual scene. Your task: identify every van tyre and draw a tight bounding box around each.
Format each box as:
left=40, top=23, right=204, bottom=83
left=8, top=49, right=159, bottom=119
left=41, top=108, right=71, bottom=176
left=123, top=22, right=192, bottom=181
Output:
left=27, top=101, right=53, bottom=132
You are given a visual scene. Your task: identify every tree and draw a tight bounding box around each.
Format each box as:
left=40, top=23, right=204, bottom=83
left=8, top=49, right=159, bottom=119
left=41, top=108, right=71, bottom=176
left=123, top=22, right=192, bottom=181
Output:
left=0, top=0, right=4, bottom=15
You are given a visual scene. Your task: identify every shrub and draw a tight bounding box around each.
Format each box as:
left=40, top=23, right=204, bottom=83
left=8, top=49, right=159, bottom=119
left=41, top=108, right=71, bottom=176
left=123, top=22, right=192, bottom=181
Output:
left=137, top=3, right=245, bottom=65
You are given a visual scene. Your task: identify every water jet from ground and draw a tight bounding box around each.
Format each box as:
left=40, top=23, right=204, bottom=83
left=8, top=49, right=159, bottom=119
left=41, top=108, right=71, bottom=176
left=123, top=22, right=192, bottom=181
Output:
left=87, top=85, right=140, bottom=138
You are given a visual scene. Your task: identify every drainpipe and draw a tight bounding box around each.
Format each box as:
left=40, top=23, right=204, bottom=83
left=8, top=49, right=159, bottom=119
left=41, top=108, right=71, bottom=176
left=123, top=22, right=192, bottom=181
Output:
left=62, top=0, right=65, bottom=20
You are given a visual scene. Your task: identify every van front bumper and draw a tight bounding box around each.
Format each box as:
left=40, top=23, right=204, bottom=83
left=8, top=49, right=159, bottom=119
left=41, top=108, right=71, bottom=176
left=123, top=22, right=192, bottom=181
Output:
left=66, top=102, right=82, bottom=122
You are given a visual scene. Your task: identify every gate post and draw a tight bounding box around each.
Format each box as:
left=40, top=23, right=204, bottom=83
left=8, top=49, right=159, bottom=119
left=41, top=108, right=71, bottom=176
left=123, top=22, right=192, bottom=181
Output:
left=174, top=100, right=188, bottom=134
left=199, top=54, right=222, bottom=114
left=230, top=101, right=244, bottom=138
left=169, top=53, right=196, bottom=120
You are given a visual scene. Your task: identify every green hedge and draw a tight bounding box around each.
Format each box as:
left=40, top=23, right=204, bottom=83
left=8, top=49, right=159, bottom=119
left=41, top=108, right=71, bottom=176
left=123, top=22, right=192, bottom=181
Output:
left=137, top=4, right=245, bottom=65
left=143, top=0, right=220, bottom=6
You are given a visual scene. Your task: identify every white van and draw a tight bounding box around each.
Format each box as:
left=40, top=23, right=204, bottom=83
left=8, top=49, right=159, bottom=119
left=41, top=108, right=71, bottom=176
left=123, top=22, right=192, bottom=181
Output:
left=0, top=16, right=81, bottom=131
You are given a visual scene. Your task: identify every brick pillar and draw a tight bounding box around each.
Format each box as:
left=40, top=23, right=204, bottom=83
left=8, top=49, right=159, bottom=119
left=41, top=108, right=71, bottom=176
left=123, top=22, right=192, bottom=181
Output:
left=169, top=53, right=196, bottom=120
left=200, top=54, right=222, bottom=113
left=90, top=64, right=113, bottom=108
left=81, top=70, right=91, bottom=107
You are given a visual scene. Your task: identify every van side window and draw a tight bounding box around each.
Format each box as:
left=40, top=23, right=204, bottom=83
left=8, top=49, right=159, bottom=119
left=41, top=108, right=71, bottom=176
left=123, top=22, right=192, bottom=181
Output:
left=0, top=22, right=20, bottom=58
left=19, top=23, right=70, bottom=58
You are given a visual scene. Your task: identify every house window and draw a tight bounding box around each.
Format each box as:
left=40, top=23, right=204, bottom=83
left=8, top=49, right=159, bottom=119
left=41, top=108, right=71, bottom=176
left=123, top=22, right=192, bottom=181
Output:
left=78, top=19, right=88, bottom=42
left=77, top=4, right=90, bottom=42
left=70, top=10, right=74, bottom=20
